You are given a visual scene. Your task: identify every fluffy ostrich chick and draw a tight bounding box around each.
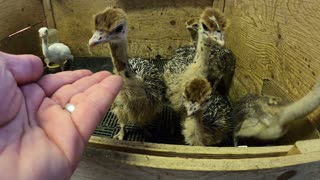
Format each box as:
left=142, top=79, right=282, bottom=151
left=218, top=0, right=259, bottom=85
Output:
left=232, top=77, right=320, bottom=145
left=165, top=7, right=230, bottom=113
left=181, top=78, right=232, bottom=146
left=38, top=27, right=73, bottom=71
left=88, top=7, right=165, bottom=140
left=167, top=8, right=233, bottom=146
left=186, top=11, right=235, bottom=94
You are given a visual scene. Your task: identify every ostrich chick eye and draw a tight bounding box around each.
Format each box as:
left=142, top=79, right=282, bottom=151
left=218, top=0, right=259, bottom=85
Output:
left=192, top=24, right=199, bottom=29
left=115, top=25, right=124, bottom=33
left=202, top=23, right=209, bottom=31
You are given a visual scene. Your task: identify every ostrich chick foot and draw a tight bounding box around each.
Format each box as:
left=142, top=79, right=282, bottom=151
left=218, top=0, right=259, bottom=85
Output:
left=113, top=123, right=126, bottom=140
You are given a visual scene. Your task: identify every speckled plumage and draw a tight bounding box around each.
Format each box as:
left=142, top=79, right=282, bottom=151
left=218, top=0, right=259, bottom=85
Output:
left=203, top=92, right=232, bottom=132
left=164, top=46, right=196, bottom=74
left=232, top=77, right=320, bottom=144
left=231, top=95, right=287, bottom=145
left=206, top=43, right=236, bottom=93
left=164, top=43, right=236, bottom=98
left=110, top=57, right=166, bottom=140
left=128, top=57, right=165, bottom=104
left=164, top=8, right=235, bottom=146
left=182, top=92, right=232, bottom=146
left=89, top=7, right=166, bottom=140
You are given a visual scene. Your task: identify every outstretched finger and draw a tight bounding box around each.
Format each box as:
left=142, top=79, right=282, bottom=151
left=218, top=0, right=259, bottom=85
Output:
left=38, top=70, right=93, bottom=97
left=50, top=71, right=111, bottom=106
left=70, top=75, right=122, bottom=141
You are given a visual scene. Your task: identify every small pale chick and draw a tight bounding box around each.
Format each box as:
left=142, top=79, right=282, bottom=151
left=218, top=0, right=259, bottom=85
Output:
left=182, top=78, right=232, bottom=146
left=88, top=7, right=165, bottom=140
left=232, top=77, right=320, bottom=145
left=38, top=27, right=73, bottom=71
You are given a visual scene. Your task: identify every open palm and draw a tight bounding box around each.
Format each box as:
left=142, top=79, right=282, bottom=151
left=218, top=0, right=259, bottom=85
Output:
left=0, top=52, right=122, bottom=180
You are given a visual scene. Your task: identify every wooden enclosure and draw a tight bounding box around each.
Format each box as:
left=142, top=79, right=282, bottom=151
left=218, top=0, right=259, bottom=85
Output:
left=0, top=0, right=46, bottom=56
left=1, top=0, right=320, bottom=179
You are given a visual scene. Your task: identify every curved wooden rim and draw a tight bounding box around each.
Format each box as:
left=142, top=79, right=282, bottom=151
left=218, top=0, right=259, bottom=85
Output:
left=88, top=136, right=320, bottom=171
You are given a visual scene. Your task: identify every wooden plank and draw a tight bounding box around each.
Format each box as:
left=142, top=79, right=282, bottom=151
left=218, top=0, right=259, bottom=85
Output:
left=50, top=0, right=212, bottom=58
left=0, top=0, right=45, bottom=40
left=223, top=0, right=320, bottom=125
left=0, top=23, right=45, bottom=57
left=212, top=0, right=225, bottom=11
left=288, top=139, right=320, bottom=155
left=42, top=0, right=56, bottom=28
left=227, top=65, right=263, bottom=103
left=71, top=145, right=320, bottom=180
left=89, top=136, right=292, bottom=159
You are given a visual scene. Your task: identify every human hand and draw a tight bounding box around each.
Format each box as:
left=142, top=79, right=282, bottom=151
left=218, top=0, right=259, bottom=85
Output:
left=0, top=52, right=122, bottom=180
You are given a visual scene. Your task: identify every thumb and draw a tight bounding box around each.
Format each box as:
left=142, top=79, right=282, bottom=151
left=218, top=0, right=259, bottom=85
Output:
left=0, top=51, right=43, bottom=127
left=0, top=59, right=23, bottom=126
left=0, top=51, right=44, bottom=84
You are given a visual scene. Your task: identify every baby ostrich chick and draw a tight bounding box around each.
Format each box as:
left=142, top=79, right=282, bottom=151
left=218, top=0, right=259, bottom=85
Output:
left=186, top=11, right=236, bottom=94
left=88, top=7, right=165, bottom=140
left=38, top=27, right=73, bottom=71
left=182, top=78, right=232, bottom=146
left=165, top=7, right=230, bottom=113
left=232, top=77, right=320, bottom=145
left=165, top=8, right=234, bottom=146
left=164, top=8, right=235, bottom=111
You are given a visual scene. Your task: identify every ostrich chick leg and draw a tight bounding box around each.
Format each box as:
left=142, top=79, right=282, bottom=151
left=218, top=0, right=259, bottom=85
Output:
left=113, top=123, right=126, bottom=140
left=60, top=64, right=64, bottom=71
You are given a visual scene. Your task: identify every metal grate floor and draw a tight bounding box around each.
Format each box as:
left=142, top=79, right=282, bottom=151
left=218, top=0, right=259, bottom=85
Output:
left=93, top=107, right=184, bottom=144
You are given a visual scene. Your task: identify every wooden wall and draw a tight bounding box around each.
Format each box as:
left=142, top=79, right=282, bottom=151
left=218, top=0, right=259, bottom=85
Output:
left=215, top=0, right=320, bottom=100
left=212, top=0, right=320, bottom=128
left=0, top=0, right=46, bottom=56
left=48, top=0, right=213, bottom=58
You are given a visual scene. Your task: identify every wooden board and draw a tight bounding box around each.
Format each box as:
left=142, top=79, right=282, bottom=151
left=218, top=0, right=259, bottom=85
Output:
left=71, top=138, right=320, bottom=180
left=221, top=0, right=320, bottom=100
left=0, top=0, right=45, bottom=40
left=42, top=0, right=56, bottom=28
left=212, top=0, right=225, bottom=11
left=88, top=137, right=292, bottom=158
left=50, top=0, right=212, bottom=58
left=214, top=0, right=320, bottom=128
left=0, top=23, right=44, bottom=57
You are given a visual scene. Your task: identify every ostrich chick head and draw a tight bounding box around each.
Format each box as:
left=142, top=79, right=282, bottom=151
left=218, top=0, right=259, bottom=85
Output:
left=89, top=7, right=128, bottom=47
left=183, top=78, right=212, bottom=116
left=38, top=27, right=49, bottom=38
left=185, top=18, right=199, bottom=44
left=199, top=8, right=229, bottom=46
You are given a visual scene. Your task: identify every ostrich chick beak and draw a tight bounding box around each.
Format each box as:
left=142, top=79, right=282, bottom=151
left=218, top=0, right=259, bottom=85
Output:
left=88, top=30, right=109, bottom=47
left=187, top=109, right=194, bottom=117
left=209, top=31, right=225, bottom=46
